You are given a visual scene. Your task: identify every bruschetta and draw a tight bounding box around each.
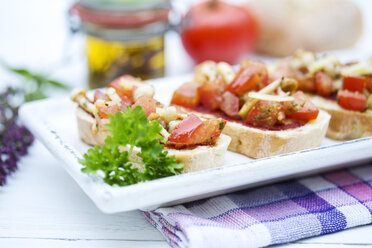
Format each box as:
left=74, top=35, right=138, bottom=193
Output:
left=171, top=61, right=330, bottom=158
left=71, top=75, right=231, bottom=173
left=270, top=50, right=372, bottom=140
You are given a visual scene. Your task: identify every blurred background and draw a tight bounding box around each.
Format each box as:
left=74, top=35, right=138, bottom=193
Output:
left=0, top=0, right=371, bottom=91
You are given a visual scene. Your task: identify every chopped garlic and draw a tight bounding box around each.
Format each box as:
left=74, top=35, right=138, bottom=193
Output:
left=71, top=87, right=96, bottom=114
left=309, top=55, right=340, bottom=76
left=290, top=49, right=315, bottom=69
left=106, top=87, right=122, bottom=105
left=159, top=126, right=170, bottom=142
left=217, top=62, right=236, bottom=84
left=168, top=120, right=181, bottom=133
left=133, top=84, right=155, bottom=101
left=341, top=59, right=372, bottom=76
left=156, top=106, right=177, bottom=123
left=247, top=92, right=294, bottom=102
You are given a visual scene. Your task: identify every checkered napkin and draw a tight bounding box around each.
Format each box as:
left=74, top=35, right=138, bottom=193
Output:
left=144, top=164, right=372, bottom=248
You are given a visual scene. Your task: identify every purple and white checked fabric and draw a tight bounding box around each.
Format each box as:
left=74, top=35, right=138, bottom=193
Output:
left=144, top=164, right=372, bottom=248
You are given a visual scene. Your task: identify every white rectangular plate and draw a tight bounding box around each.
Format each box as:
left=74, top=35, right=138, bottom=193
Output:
left=19, top=75, right=372, bottom=213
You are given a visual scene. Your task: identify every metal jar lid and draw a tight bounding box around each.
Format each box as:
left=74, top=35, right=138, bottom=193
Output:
left=72, top=0, right=170, bottom=28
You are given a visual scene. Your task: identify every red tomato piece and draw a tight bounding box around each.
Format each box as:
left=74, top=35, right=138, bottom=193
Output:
left=192, top=118, right=226, bottom=144
left=199, top=81, right=223, bottom=111
left=343, top=76, right=366, bottom=93
left=169, top=115, right=226, bottom=145
left=227, top=61, right=268, bottom=96
left=108, top=75, right=137, bottom=102
left=337, top=90, right=367, bottom=111
left=240, top=60, right=269, bottom=88
left=168, top=115, right=203, bottom=145
left=365, top=77, right=372, bottom=92
left=96, top=101, right=121, bottom=119
left=296, top=74, right=316, bottom=93
left=170, top=82, right=201, bottom=109
left=283, top=91, right=319, bottom=121
left=221, top=91, right=240, bottom=118
left=245, top=100, right=285, bottom=129
left=93, top=90, right=107, bottom=102
left=316, top=71, right=334, bottom=96
left=132, top=95, right=160, bottom=117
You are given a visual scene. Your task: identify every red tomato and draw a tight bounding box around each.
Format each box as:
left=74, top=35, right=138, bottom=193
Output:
left=168, top=115, right=203, bottom=145
left=93, top=90, right=107, bottom=102
left=169, top=115, right=225, bottom=145
left=180, top=1, right=258, bottom=64
left=108, top=75, right=138, bottom=102
left=220, top=91, right=240, bottom=118
left=315, top=71, right=334, bottom=96
left=245, top=100, right=285, bottom=129
left=227, top=61, right=268, bottom=96
left=283, top=91, right=319, bottom=121
left=96, top=101, right=120, bottom=119
left=198, top=81, right=224, bottom=111
left=343, top=76, right=366, bottom=93
left=365, top=77, right=372, bottom=92
left=170, top=82, right=201, bottom=109
left=132, top=95, right=160, bottom=117
left=337, top=90, right=367, bottom=111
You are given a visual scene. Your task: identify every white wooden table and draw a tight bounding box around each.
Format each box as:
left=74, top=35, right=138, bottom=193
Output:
left=1, top=0, right=372, bottom=247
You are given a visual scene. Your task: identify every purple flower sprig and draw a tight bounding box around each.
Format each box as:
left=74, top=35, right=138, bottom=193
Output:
left=0, top=88, right=34, bottom=186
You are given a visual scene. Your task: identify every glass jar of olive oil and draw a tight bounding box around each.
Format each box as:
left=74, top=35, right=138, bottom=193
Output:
left=72, top=0, right=170, bottom=88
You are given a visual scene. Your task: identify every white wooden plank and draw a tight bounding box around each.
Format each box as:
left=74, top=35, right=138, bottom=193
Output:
left=0, top=142, right=163, bottom=241
left=0, top=238, right=169, bottom=248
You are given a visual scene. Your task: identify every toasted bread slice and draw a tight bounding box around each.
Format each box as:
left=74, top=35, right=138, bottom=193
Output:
left=310, top=95, right=372, bottom=140
left=177, top=107, right=330, bottom=159
left=76, top=107, right=231, bottom=173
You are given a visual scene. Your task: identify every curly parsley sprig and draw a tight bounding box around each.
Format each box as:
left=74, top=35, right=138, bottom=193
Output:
left=79, top=106, right=183, bottom=186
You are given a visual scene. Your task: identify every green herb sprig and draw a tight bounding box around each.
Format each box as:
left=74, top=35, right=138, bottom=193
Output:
left=79, top=106, right=183, bottom=186
left=5, top=66, right=70, bottom=102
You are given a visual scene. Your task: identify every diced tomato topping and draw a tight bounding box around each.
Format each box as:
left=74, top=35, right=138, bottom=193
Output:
left=198, top=80, right=224, bottom=111
left=168, top=114, right=225, bottom=145
left=315, top=71, right=334, bottom=96
left=337, top=90, right=367, bottom=111
left=93, top=90, right=108, bottom=102
left=227, top=60, right=268, bottom=96
left=119, top=95, right=132, bottom=110
left=168, top=115, right=203, bottom=144
left=365, top=77, right=372, bottom=92
left=241, top=60, right=269, bottom=88
left=192, top=118, right=226, bottom=144
left=96, top=101, right=121, bottom=119
left=296, top=74, right=316, bottom=92
left=343, top=76, right=366, bottom=93
left=245, top=100, right=285, bottom=129
left=283, top=91, right=319, bottom=121
left=170, top=82, right=201, bottom=109
left=220, top=91, right=240, bottom=118
left=132, top=95, right=160, bottom=117
left=108, top=75, right=137, bottom=102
